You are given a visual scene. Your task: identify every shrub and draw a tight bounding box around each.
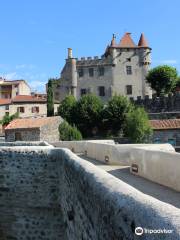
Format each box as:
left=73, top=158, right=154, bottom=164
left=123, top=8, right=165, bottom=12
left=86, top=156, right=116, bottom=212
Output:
left=0, top=112, right=19, bottom=126
left=58, top=95, right=77, bottom=124
left=59, top=121, right=82, bottom=141
left=124, top=107, right=152, bottom=143
left=103, top=95, right=133, bottom=136
left=73, top=94, right=103, bottom=137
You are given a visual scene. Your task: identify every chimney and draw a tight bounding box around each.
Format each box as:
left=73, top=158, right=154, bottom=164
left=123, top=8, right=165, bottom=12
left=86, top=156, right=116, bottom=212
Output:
left=68, top=48, right=73, bottom=58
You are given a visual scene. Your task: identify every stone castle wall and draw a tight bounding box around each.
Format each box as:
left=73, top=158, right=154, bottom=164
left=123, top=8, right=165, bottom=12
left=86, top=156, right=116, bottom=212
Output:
left=133, top=93, right=180, bottom=114
left=0, top=145, right=180, bottom=239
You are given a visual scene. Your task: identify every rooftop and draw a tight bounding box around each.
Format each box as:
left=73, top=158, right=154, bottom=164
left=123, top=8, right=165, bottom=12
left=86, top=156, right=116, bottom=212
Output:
left=150, top=119, right=180, bottom=130
left=0, top=95, right=46, bottom=106
left=5, top=116, right=62, bottom=130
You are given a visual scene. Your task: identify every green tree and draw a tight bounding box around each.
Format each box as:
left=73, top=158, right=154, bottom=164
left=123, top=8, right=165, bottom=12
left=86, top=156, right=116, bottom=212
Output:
left=103, top=95, right=133, bottom=136
left=74, top=94, right=103, bottom=137
left=146, top=65, right=178, bottom=96
left=58, top=95, right=77, bottom=124
left=0, top=112, right=19, bottom=126
left=47, top=79, right=54, bottom=116
left=174, top=76, right=180, bottom=91
left=59, top=121, right=82, bottom=141
left=124, top=107, right=152, bottom=143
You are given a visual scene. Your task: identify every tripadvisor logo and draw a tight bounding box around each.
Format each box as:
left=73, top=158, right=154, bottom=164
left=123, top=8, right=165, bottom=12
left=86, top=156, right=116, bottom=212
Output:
left=135, top=227, right=143, bottom=236
left=135, top=226, right=173, bottom=235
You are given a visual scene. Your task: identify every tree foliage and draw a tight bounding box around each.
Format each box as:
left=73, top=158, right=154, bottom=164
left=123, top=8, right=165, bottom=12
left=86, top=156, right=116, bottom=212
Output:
left=47, top=79, right=54, bottom=116
left=146, top=65, right=178, bottom=96
left=73, top=94, right=103, bottom=137
left=174, top=76, right=180, bottom=90
left=58, top=95, right=77, bottom=124
left=124, top=107, right=152, bottom=143
left=0, top=112, right=19, bottom=126
left=59, top=121, right=82, bottom=141
left=102, top=95, right=133, bottom=136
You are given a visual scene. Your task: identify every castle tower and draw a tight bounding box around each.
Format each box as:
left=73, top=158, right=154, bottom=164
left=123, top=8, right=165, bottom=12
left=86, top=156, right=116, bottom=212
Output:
left=66, top=48, right=77, bottom=97
left=138, top=33, right=152, bottom=98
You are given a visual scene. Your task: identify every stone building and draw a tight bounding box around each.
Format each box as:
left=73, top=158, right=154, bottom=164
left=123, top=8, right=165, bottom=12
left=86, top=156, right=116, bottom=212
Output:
left=150, top=119, right=180, bottom=147
left=0, top=94, right=59, bottom=120
left=5, top=116, right=63, bottom=142
left=54, top=32, right=152, bottom=102
left=0, top=77, right=31, bottom=98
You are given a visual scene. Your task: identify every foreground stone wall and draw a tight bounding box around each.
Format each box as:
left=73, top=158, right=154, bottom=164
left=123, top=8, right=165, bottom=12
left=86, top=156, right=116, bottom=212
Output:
left=5, top=128, right=40, bottom=142
left=0, top=146, right=180, bottom=239
left=130, top=148, right=180, bottom=191
left=0, top=147, right=66, bottom=240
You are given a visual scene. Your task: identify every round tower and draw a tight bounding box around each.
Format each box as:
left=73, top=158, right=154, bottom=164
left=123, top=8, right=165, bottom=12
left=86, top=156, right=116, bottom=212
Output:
left=67, top=48, right=77, bottom=98
left=138, top=33, right=152, bottom=98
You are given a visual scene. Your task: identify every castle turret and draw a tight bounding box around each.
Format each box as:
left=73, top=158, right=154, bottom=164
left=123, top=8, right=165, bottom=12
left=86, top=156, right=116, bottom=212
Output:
left=110, top=34, right=117, bottom=66
left=66, top=48, right=77, bottom=97
left=138, top=33, right=152, bottom=98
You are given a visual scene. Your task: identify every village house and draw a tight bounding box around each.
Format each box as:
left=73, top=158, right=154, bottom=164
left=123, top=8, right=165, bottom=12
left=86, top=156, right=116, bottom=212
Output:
left=0, top=77, right=31, bottom=98
left=5, top=116, right=63, bottom=142
left=150, top=119, right=180, bottom=147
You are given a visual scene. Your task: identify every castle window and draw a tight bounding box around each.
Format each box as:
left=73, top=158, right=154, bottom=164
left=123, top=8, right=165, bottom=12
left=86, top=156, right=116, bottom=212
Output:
left=98, top=86, right=105, bottom=96
left=126, top=85, right=132, bottom=95
left=98, top=67, right=104, bottom=76
left=81, top=89, right=87, bottom=96
left=127, top=58, right=131, bottom=62
left=126, top=66, right=132, bottom=75
left=78, top=69, right=84, bottom=77
left=89, top=68, right=94, bottom=77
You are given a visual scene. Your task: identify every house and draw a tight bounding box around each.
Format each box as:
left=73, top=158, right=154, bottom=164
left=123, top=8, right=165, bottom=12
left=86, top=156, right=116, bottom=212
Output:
left=0, top=95, right=60, bottom=120
left=0, top=77, right=31, bottom=98
left=150, top=119, right=180, bottom=147
left=53, top=32, right=152, bottom=102
left=5, top=116, right=63, bottom=142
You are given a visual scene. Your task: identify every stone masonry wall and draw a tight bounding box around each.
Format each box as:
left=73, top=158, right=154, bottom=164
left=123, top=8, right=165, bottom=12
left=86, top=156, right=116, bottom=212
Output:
left=5, top=129, right=40, bottom=142
left=0, top=147, right=66, bottom=240
left=133, top=93, right=180, bottom=113
left=0, top=146, right=180, bottom=240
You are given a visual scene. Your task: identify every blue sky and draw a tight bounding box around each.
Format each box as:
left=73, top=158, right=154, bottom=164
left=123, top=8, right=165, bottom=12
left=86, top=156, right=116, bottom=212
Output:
left=0, top=0, right=179, bottom=93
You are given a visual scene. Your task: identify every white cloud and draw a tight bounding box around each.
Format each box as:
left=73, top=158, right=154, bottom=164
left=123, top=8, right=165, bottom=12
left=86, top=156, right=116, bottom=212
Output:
left=29, top=80, right=46, bottom=93
left=15, top=64, right=36, bottom=70
left=3, top=72, right=21, bottom=80
left=154, top=59, right=178, bottom=65
left=161, top=60, right=178, bottom=64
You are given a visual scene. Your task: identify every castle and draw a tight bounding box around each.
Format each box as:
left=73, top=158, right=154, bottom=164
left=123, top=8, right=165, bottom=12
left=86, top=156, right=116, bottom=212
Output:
left=55, top=32, right=152, bottom=102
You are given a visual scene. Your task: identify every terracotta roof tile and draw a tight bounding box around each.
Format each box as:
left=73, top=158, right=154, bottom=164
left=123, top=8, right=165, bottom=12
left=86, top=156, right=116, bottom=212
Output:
left=118, top=32, right=136, bottom=48
left=150, top=119, right=180, bottom=130
left=0, top=99, right=11, bottom=105
left=138, top=33, right=149, bottom=47
left=5, top=116, right=62, bottom=130
left=12, top=95, right=46, bottom=103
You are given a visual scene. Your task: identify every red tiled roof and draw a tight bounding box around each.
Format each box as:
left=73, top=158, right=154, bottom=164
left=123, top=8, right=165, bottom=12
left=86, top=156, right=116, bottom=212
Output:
left=12, top=95, right=46, bottom=103
left=150, top=119, right=180, bottom=130
left=0, top=99, right=11, bottom=105
left=5, top=116, right=62, bottom=130
left=118, top=32, right=136, bottom=48
left=0, top=95, right=46, bottom=105
left=138, top=33, right=148, bottom=47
